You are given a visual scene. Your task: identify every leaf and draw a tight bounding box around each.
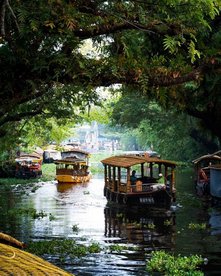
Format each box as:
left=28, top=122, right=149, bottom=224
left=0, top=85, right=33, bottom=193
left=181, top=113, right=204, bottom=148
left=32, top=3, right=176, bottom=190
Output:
left=44, top=21, right=55, bottom=29
left=163, top=35, right=178, bottom=54
left=66, top=19, right=76, bottom=31
left=188, top=41, right=201, bottom=63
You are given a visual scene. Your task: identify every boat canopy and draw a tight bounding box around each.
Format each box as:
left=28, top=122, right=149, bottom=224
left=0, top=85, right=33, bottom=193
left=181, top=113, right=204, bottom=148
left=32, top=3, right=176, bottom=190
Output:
left=61, top=150, right=90, bottom=160
left=101, top=155, right=176, bottom=168
left=54, top=158, right=87, bottom=165
left=192, top=154, right=221, bottom=165
left=15, top=153, right=42, bottom=163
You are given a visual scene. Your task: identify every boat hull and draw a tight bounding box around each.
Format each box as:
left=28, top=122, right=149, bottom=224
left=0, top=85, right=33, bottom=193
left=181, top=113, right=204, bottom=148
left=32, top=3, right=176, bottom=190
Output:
left=104, top=187, right=173, bottom=209
left=56, top=174, right=91, bottom=184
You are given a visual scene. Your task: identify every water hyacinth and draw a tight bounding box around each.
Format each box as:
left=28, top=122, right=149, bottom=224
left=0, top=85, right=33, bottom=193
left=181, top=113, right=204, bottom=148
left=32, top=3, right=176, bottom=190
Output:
left=146, top=250, right=204, bottom=275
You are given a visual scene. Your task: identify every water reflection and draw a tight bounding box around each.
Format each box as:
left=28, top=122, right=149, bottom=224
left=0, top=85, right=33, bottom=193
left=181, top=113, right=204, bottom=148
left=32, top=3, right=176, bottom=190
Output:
left=104, top=205, right=176, bottom=251
left=209, top=209, right=221, bottom=236
left=56, top=182, right=77, bottom=193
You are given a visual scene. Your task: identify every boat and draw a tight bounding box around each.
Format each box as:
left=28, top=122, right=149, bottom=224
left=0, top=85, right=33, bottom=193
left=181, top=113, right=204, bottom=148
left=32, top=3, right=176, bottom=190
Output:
left=193, top=151, right=221, bottom=198
left=101, top=154, right=176, bottom=208
left=15, top=153, right=42, bottom=178
left=43, top=149, right=61, bottom=163
left=54, top=150, right=91, bottom=184
left=123, top=150, right=160, bottom=158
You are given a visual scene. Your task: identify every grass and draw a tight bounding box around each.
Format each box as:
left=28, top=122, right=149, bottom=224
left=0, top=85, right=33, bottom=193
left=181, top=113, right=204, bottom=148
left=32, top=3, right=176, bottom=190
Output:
left=41, top=163, right=56, bottom=181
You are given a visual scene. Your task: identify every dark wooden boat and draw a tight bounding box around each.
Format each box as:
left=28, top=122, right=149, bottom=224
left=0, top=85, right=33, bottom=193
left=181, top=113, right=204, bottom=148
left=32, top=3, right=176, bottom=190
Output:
left=193, top=151, right=221, bottom=197
left=101, top=155, right=176, bottom=209
left=15, top=153, right=42, bottom=178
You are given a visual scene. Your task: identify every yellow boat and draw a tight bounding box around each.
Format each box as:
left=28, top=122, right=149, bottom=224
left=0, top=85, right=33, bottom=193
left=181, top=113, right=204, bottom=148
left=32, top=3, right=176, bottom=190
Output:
left=55, top=150, right=91, bottom=184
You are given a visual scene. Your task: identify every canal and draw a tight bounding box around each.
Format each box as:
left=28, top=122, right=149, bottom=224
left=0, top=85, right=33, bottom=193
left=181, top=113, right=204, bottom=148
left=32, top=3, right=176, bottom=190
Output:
left=0, top=169, right=221, bottom=275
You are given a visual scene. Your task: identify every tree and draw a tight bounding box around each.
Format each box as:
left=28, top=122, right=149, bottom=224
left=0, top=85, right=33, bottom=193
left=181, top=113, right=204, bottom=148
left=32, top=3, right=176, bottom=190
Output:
left=1, top=0, right=221, bottom=149
left=110, top=92, right=216, bottom=160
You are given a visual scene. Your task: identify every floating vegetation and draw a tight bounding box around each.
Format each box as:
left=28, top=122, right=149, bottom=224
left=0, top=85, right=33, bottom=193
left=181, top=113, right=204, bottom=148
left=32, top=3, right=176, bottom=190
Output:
left=88, top=242, right=101, bottom=253
left=145, top=222, right=156, bottom=229
left=146, top=250, right=204, bottom=275
left=116, top=213, right=124, bottom=218
left=26, top=239, right=102, bottom=261
left=49, top=213, right=56, bottom=221
left=188, top=223, right=206, bottom=230
left=108, top=244, right=139, bottom=253
left=72, top=224, right=80, bottom=233
left=8, top=208, right=47, bottom=219
left=164, top=219, right=173, bottom=226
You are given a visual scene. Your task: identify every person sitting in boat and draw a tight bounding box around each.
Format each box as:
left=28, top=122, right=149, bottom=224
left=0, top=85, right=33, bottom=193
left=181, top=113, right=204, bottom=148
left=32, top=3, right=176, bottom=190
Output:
left=158, top=173, right=165, bottom=184
left=130, top=170, right=137, bottom=184
left=199, top=168, right=208, bottom=183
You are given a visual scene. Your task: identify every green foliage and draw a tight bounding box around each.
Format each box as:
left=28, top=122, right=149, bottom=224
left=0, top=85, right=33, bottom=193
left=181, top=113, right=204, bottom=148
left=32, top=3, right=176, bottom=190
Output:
left=41, top=163, right=56, bottom=181
left=26, top=239, right=102, bottom=260
left=8, top=208, right=48, bottom=220
left=19, top=118, right=72, bottom=147
left=188, top=223, right=207, bottom=230
left=72, top=224, right=80, bottom=233
left=108, top=244, right=138, bottom=253
left=147, top=250, right=204, bottom=275
left=1, top=0, right=221, bottom=151
left=163, top=35, right=183, bottom=54
left=111, top=93, right=210, bottom=161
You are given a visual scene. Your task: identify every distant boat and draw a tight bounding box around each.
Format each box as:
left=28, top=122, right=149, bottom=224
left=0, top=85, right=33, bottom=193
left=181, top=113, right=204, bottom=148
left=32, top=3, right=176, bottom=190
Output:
left=101, top=154, right=176, bottom=209
left=122, top=150, right=160, bottom=158
left=193, top=151, right=221, bottom=199
left=54, top=150, right=91, bottom=184
left=15, top=153, right=42, bottom=179
left=43, top=149, right=61, bottom=163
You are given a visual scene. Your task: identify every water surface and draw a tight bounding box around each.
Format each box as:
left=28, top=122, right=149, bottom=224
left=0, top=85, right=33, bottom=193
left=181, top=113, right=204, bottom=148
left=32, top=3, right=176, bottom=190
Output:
left=0, top=170, right=221, bottom=275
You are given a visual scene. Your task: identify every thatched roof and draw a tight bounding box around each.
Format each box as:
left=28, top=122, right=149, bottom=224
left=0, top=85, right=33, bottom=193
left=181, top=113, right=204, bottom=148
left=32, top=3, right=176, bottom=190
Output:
left=101, top=155, right=176, bottom=168
left=0, top=233, right=72, bottom=275
left=192, top=154, right=221, bottom=164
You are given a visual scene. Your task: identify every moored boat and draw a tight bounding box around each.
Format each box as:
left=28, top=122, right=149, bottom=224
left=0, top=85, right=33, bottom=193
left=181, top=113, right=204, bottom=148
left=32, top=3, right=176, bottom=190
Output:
left=15, top=153, right=42, bottom=178
left=101, top=155, right=176, bottom=209
left=43, top=149, right=61, bottom=163
left=54, top=150, right=91, bottom=184
left=192, top=151, right=221, bottom=197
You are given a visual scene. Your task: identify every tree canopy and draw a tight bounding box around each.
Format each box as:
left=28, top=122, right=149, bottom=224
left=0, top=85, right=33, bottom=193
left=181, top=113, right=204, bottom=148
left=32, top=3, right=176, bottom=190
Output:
left=1, top=0, right=221, bottom=150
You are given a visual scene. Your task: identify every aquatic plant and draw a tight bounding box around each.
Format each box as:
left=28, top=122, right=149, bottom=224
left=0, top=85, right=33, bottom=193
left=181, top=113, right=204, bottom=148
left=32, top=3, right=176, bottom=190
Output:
left=146, top=250, right=204, bottom=275
left=108, top=244, right=128, bottom=253
left=188, top=223, right=206, bottom=230
left=146, top=222, right=156, bottom=229
left=72, top=224, right=80, bottom=233
left=26, top=239, right=102, bottom=260
left=164, top=219, right=173, bottom=226
left=116, top=213, right=124, bottom=218
left=108, top=244, right=139, bottom=253
left=8, top=207, right=47, bottom=219
left=49, top=213, right=56, bottom=221
left=88, top=242, right=102, bottom=253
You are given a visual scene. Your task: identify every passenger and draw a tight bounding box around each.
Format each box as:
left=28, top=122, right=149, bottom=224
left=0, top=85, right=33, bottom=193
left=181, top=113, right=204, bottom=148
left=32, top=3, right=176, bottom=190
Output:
left=130, top=170, right=137, bottom=184
left=158, top=173, right=165, bottom=184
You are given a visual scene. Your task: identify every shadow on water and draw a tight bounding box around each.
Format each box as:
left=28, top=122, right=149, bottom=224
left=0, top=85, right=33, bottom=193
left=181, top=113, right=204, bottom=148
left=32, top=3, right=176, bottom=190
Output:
left=1, top=170, right=221, bottom=274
